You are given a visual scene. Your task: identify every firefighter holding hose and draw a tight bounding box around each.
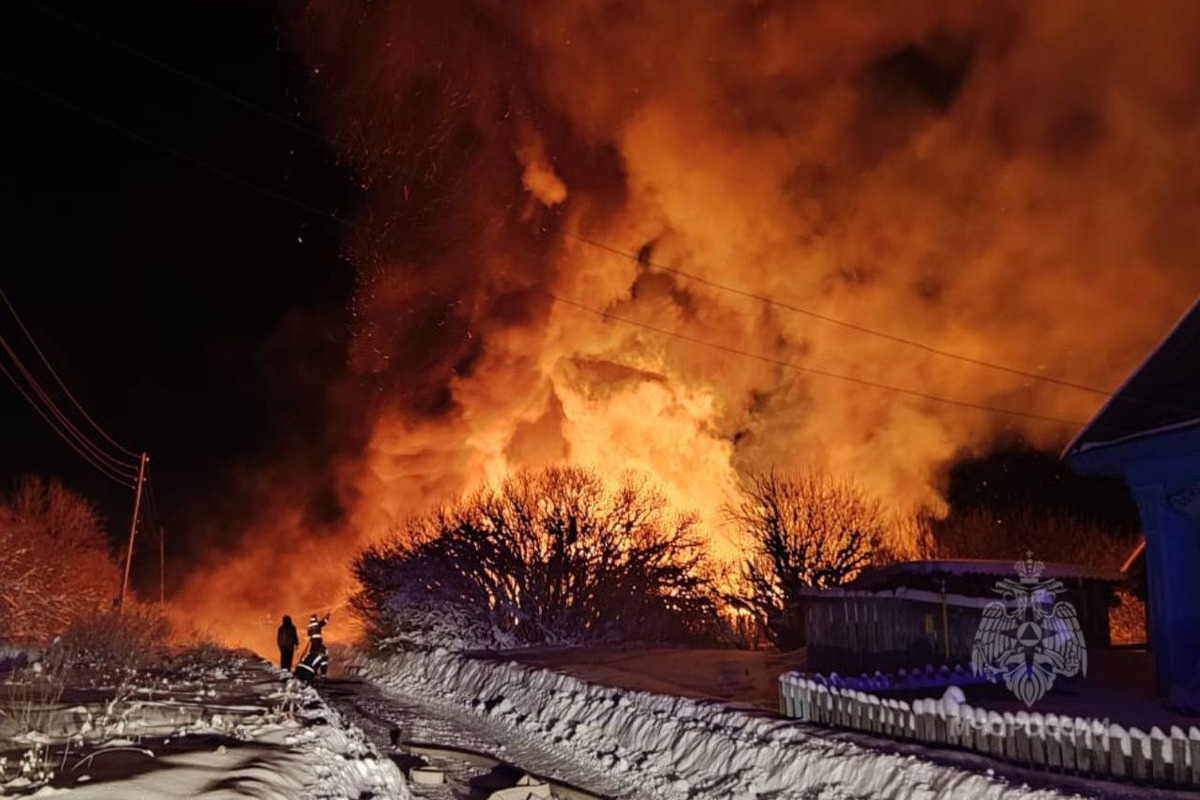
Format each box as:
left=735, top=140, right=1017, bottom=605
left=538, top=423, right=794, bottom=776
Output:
left=295, top=611, right=331, bottom=684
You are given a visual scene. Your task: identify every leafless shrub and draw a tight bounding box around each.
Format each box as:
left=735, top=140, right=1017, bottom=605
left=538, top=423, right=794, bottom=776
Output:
left=0, top=477, right=121, bottom=641
left=724, top=470, right=891, bottom=649
left=61, top=606, right=170, bottom=675
left=355, top=466, right=718, bottom=650
left=168, top=624, right=226, bottom=666
left=5, top=655, right=69, bottom=741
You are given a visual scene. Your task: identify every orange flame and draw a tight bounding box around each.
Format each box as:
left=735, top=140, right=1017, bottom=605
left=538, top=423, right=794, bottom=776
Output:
left=177, top=0, right=1200, bottom=651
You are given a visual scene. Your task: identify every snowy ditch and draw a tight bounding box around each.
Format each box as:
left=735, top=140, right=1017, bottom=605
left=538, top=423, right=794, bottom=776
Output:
left=357, top=648, right=1084, bottom=800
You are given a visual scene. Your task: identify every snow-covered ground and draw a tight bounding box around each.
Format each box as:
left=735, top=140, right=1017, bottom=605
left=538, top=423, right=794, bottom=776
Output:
left=0, top=648, right=407, bottom=799
left=356, top=648, right=1087, bottom=800
left=318, top=673, right=629, bottom=798
left=497, top=646, right=802, bottom=711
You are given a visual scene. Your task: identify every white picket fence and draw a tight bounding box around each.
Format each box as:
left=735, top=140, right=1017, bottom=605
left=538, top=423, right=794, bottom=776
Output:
left=779, top=672, right=1200, bottom=788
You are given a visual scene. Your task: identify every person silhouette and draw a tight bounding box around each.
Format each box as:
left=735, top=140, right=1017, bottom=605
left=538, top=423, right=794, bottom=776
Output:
left=277, top=615, right=299, bottom=671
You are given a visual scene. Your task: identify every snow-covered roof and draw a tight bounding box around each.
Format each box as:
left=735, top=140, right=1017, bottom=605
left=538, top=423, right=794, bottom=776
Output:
left=799, top=585, right=1000, bottom=609
left=848, top=559, right=1123, bottom=586
left=1064, top=296, right=1200, bottom=458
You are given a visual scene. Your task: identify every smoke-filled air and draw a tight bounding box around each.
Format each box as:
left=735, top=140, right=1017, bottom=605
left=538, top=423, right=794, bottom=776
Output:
left=176, top=0, right=1200, bottom=652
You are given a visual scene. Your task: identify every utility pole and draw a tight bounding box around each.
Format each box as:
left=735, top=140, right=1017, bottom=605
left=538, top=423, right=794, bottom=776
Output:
left=159, top=525, right=165, bottom=606
left=118, top=452, right=149, bottom=611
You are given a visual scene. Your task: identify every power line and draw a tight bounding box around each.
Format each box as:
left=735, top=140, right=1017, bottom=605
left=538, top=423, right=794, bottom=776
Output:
left=0, top=355, right=135, bottom=487
left=0, top=9, right=1131, bottom=425
left=7, top=2, right=1147, bottom=407
left=0, top=333, right=140, bottom=476
left=0, top=70, right=359, bottom=231
left=546, top=291, right=1088, bottom=427
left=0, top=334, right=139, bottom=473
left=559, top=231, right=1113, bottom=398
left=0, top=70, right=1080, bottom=432
left=1, top=289, right=139, bottom=458
left=16, top=0, right=330, bottom=147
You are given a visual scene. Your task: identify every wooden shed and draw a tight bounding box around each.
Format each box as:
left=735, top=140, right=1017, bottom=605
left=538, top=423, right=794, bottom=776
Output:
left=803, top=559, right=1121, bottom=676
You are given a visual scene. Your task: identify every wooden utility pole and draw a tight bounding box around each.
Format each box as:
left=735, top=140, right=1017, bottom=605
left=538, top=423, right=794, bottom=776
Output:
left=159, top=525, right=165, bottom=606
left=118, top=452, right=149, bottom=611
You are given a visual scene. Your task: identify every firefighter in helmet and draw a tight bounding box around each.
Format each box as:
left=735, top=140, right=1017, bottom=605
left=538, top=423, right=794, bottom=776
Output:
left=307, top=613, right=329, bottom=650
left=295, top=612, right=330, bottom=684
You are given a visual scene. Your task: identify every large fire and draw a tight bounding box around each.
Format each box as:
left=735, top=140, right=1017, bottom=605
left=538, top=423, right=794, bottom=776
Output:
left=175, top=0, right=1200, bottom=654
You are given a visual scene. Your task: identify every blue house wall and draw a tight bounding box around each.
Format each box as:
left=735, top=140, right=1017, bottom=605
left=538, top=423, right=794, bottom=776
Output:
left=1071, top=428, right=1200, bottom=694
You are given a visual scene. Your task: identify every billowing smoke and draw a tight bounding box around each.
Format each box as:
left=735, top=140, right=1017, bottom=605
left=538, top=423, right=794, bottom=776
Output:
left=179, top=0, right=1200, bottom=648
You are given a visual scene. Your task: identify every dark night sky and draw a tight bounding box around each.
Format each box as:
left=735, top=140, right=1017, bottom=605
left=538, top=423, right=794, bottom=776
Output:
left=0, top=1, right=1140, bottom=595
left=1, top=0, right=359, bottom=579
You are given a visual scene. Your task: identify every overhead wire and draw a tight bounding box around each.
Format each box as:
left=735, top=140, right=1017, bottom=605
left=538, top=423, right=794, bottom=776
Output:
left=1, top=288, right=140, bottom=458
left=11, top=2, right=1123, bottom=407
left=0, top=356, right=136, bottom=487
left=0, top=333, right=139, bottom=476
left=545, top=290, right=1089, bottom=428
left=2, top=13, right=1107, bottom=431
left=1, top=68, right=1085, bottom=429
left=559, top=231, right=1113, bottom=397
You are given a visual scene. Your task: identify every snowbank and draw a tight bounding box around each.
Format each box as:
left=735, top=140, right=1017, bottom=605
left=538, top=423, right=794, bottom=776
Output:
left=0, top=655, right=409, bottom=799
left=259, top=679, right=412, bottom=800
left=359, top=648, right=1085, bottom=800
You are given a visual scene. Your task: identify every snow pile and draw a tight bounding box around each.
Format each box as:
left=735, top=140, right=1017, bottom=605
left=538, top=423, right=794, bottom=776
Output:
left=257, top=679, right=411, bottom=800
left=0, top=655, right=409, bottom=799
left=361, top=648, right=1084, bottom=800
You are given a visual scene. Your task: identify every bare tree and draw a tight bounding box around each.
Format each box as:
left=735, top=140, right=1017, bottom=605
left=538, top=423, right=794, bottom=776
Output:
left=354, top=466, right=718, bottom=650
left=725, top=470, right=888, bottom=649
left=0, top=477, right=121, bottom=641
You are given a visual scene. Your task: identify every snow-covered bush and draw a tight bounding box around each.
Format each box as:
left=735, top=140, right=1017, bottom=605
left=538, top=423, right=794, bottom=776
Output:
left=353, top=466, right=719, bottom=651
left=374, top=581, right=520, bottom=651
left=0, top=477, right=121, bottom=641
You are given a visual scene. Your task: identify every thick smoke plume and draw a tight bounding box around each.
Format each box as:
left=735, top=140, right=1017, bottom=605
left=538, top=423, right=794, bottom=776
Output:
left=179, top=0, right=1200, bottom=650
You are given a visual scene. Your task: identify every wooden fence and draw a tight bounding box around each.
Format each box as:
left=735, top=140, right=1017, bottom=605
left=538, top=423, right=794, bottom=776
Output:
left=779, top=672, right=1200, bottom=789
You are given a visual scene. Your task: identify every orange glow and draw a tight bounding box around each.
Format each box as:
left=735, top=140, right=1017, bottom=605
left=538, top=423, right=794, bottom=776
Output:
left=176, top=0, right=1200, bottom=650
